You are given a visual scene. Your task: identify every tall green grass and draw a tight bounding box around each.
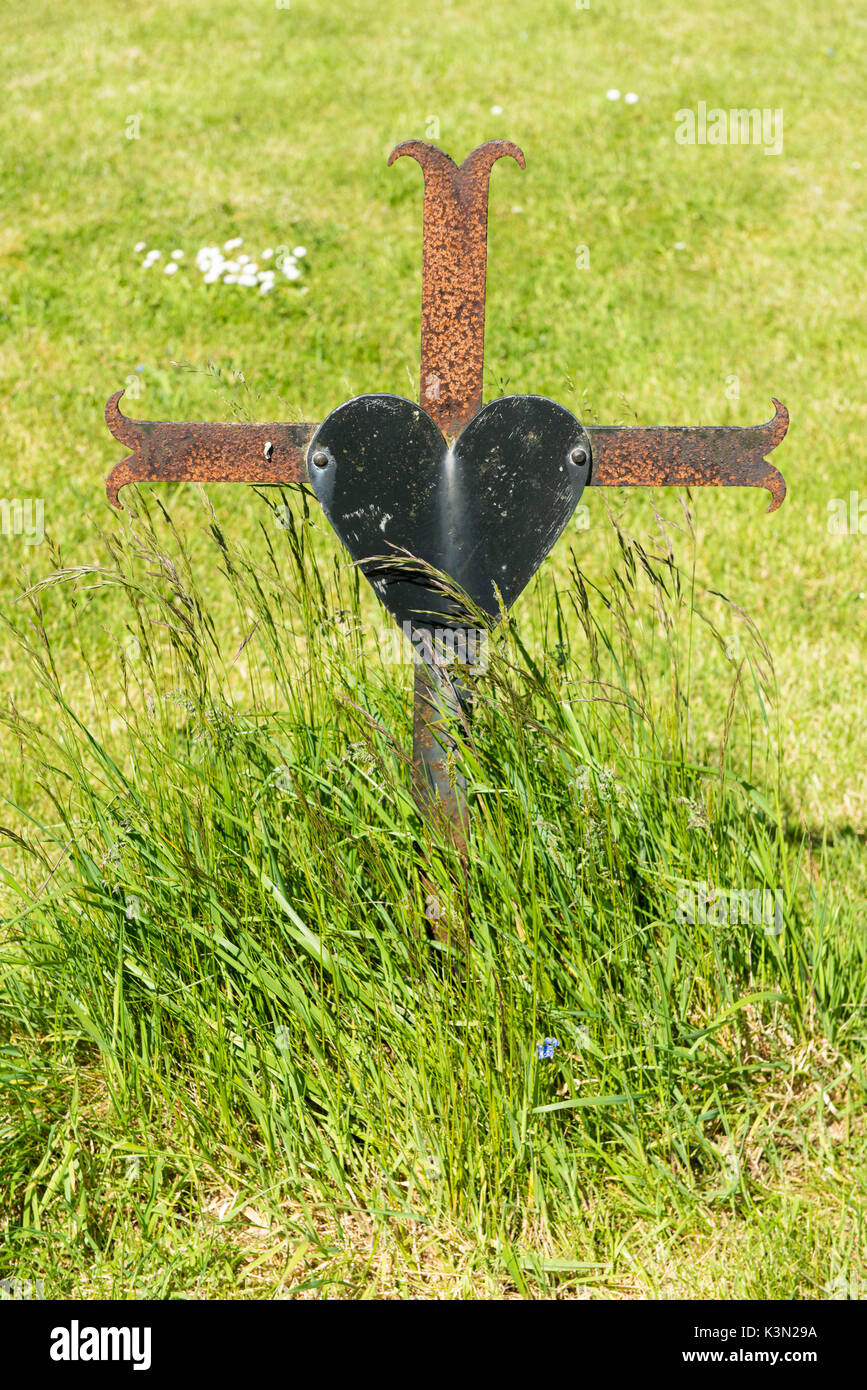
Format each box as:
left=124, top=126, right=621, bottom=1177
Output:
left=1, top=483, right=863, bottom=1296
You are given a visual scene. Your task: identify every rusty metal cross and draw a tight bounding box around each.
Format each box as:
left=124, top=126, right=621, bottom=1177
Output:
left=105, top=139, right=788, bottom=838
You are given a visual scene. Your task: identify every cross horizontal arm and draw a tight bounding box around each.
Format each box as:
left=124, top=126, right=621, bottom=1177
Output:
left=586, top=399, right=788, bottom=513
left=105, top=391, right=788, bottom=513
left=104, top=391, right=315, bottom=509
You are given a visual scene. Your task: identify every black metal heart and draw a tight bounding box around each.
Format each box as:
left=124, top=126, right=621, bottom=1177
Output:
left=307, top=393, right=591, bottom=633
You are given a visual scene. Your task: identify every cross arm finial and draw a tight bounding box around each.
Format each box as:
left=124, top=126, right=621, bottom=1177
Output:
left=588, top=399, right=788, bottom=513
left=104, top=390, right=315, bottom=510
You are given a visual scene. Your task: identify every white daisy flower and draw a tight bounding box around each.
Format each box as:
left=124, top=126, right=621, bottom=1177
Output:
left=171, top=249, right=184, bottom=260
left=261, top=248, right=274, bottom=259
left=260, top=281, right=275, bottom=294
left=134, top=240, right=147, bottom=253
left=224, top=237, right=243, bottom=251
left=237, top=253, right=250, bottom=265
left=624, top=92, right=639, bottom=104
left=491, top=105, right=503, bottom=115
left=203, top=270, right=222, bottom=284
left=223, top=273, right=239, bottom=284
left=291, top=246, right=307, bottom=258
left=605, top=89, right=620, bottom=101
left=238, top=274, right=258, bottom=286
left=164, top=262, right=179, bottom=275
left=283, top=263, right=301, bottom=280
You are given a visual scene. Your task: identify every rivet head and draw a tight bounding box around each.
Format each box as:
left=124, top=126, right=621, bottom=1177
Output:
left=311, top=449, right=329, bottom=468
left=570, top=446, right=588, bottom=466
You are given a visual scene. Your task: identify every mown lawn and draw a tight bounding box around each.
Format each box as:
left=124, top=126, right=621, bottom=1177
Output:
left=0, top=0, right=864, bottom=1298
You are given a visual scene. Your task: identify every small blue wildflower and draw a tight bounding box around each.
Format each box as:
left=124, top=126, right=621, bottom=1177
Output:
left=535, top=1036, right=560, bottom=1061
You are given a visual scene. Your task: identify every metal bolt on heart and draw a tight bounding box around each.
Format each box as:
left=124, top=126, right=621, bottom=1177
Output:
left=105, top=140, right=789, bottom=842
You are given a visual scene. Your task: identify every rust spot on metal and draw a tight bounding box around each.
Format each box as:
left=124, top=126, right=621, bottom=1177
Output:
left=388, top=139, right=524, bottom=437
left=587, top=399, right=788, bottom=513
left=104, top=390, right=315, bottom=509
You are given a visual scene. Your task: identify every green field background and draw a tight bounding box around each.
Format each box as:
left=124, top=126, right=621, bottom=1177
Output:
left=0, top=0, right=865, bottom=1299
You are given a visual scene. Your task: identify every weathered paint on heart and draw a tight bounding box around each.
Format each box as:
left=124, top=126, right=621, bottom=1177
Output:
left=307, top=393, right=591, bottom=632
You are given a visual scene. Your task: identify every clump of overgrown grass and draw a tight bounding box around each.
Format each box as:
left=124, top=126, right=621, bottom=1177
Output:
left=0, top=486, right=863, bottom=1297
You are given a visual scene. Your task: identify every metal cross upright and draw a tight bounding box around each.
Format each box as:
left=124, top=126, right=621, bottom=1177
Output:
left=105, top=139, right=789, bottom=840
